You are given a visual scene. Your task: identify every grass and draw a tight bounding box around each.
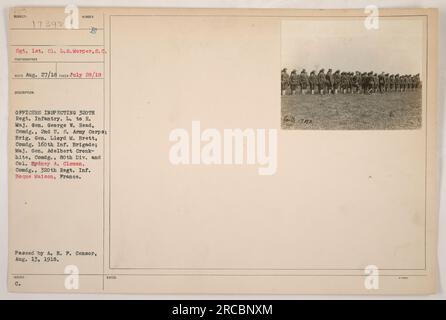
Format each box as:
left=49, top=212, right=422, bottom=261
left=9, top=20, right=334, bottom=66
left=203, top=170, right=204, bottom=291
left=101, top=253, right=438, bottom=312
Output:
left=281, top=89, right=422, bottom=130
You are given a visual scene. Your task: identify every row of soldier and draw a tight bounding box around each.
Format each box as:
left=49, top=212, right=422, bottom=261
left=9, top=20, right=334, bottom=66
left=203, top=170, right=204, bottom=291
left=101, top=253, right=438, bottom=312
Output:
left=281, top=68, right=421, bottom=95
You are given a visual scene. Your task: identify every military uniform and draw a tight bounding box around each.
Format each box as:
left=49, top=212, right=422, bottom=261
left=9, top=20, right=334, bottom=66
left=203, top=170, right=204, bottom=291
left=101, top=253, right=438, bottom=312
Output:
left=300, top=69, right=309, bottom=94
left=309, top=71, right=317, bottom=94
left=281, top=68, right=290, bottom=95
left=415, top=74, right=421, bottom=89
left=318, top=69, right=326, bottom=94
left=361, top=72, right=368, bottom=93
left=289, top=70, right=299, bottom=95
left=390, top=75, right=395, bottom=91
left=378, top=72, right=385, bottom=93
left=325, top=69, right=334, bottom=94
left=340, top=72, right=348, bottom=93
left=347, top=72, right=353, bottom=93
left=333, top=70, right=341, bottom=94
left=384, top=73, right=390, bottom=92
left=373, top=73, right=378, bottom=92
left=282, top=67, right=418, bottom=96
left=353, top=72, right=361, bottom=93
left=367, top=71, right=375, bottom=93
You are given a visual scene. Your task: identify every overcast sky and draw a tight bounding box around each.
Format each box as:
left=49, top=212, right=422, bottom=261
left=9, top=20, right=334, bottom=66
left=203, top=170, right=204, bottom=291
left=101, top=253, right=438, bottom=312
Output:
left=281, top=18, right=424, bottom=75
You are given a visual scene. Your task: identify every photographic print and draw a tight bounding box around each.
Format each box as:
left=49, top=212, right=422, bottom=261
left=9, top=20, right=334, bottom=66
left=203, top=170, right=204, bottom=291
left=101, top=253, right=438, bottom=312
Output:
left=281, top=18, right=424, bottom=130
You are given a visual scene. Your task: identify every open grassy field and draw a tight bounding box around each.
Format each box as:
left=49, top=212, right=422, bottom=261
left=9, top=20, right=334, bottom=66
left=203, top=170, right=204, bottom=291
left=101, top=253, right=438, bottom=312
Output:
left=281, top=90, right=422, bottom=130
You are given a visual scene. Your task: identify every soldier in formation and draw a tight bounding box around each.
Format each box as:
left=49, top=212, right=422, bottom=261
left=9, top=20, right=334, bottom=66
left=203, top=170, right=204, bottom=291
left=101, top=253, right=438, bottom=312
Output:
left=281, top=68, right=421, bottom=95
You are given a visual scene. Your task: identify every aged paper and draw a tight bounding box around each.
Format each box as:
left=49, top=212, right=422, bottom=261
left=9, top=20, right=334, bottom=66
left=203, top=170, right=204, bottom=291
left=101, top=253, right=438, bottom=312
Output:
left=8, top=7, right=438, bottom=294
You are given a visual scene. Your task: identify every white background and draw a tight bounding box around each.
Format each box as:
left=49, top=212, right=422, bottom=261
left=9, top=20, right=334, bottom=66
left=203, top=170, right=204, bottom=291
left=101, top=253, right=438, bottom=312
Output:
left=0, top=0, right=444, bottom=300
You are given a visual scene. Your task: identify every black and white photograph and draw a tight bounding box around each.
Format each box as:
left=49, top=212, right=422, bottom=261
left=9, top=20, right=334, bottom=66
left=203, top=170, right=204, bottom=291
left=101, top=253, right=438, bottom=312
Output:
left=281, top=18, right=424, bottom=130
left=1, top=2, right=444, bottom=303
